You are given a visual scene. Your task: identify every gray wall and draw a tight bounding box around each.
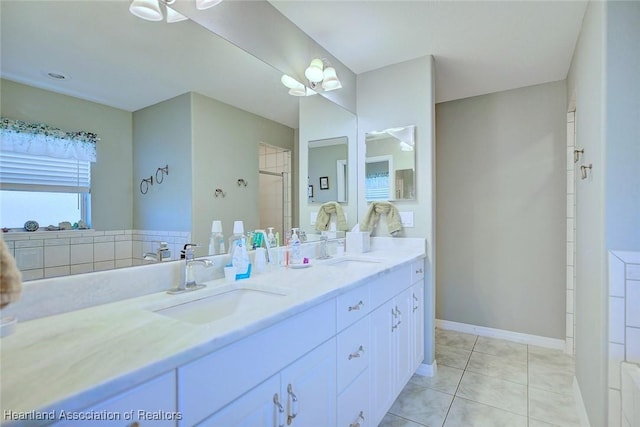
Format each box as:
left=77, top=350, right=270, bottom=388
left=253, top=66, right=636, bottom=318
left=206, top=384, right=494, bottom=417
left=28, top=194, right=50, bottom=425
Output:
left=567, top=1, right=640, bottom=425
left=132, top=93, right=192, bottom=233
left=435, top=80, right=567, bottom=339
left=191, top=92, right=294, bottom=253
left=1, top=79, right=134, bottom=231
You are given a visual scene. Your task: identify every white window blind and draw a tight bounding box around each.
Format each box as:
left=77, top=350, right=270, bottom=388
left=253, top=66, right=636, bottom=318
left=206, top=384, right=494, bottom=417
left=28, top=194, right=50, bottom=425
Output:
left=0, top=151, right=91, bottom=193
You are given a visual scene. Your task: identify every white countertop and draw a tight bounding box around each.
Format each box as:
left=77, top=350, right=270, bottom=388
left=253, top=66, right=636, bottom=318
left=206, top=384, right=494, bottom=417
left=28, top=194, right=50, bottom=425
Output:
left=0, top=238, right=425, bottom=425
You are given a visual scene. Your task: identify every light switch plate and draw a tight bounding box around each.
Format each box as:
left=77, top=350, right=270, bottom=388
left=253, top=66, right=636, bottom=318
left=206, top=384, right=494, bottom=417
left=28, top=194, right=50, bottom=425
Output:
left=399, top=211, right=414, bottom=227
left=310, top=212, right=318, bottom=226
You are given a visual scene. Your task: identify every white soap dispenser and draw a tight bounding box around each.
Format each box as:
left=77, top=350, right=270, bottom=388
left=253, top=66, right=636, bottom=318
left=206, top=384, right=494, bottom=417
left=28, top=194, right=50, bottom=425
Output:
left=290, top=227, right=302, bottom=264
left=208, top=220, right=225, bottom=255
left=267, top=227, right=277, bottom=248
left=228, top=221, right=244, bottom=254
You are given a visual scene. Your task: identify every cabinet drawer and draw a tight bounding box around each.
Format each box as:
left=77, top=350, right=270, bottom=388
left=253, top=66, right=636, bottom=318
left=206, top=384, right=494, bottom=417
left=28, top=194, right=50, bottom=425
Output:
left=337, top=369, right=370, bottom=427
left=369, top=265, right=412, bottom=309
left=52, top=371, right=176, bottom=427
left=411, top=259, right=425, bottom=284
left=337, top=316, right=370, bottom=393
left=336, top=284, right=370, bottom=332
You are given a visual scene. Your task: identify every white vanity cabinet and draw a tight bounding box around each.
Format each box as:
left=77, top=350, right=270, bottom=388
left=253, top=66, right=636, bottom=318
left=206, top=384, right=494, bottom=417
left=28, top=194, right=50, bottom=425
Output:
left=51, top=371, right=176, bottom=427
left=197, top=338, right=336, bottom=427
left=411, top=260, right=425, bottom=371
left=368, top=262, right=424, bottom=426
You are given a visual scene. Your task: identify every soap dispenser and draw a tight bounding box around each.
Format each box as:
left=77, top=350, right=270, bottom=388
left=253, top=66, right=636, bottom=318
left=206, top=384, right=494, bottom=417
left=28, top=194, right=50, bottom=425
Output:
left=290, top=227, right=302, bottom=265
left=228, top=221, right=244, bottom=254
left=267, top=227, right=277, bottom=248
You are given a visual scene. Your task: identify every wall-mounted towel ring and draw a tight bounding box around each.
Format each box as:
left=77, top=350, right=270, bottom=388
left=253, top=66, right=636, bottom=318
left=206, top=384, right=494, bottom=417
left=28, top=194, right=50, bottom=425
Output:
left=237, top=178, right=248, bottom=187
left=574, top=148, right=584, bottom=163
left=580, top=163, right=592, bottom=180
left=214, top=188, right=226, bottom=198
left=156, top=164, right=169, bottom=184
left=140, top=176, right=153, bottom=195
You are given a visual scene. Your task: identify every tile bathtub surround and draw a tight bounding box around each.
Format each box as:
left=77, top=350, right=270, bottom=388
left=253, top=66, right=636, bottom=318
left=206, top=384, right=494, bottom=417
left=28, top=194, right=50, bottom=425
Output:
left=608, top=250, right=640, bottom=427
left=3, top=229, right=190, bottom=279
left=379, top=328, right=582, bottom=427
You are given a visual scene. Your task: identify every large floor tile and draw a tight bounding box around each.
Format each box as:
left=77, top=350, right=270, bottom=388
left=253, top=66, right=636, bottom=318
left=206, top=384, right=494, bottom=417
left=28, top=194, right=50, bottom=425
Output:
left=529, top=387, right=581, bottom=426
left=436, top=345, right=472, bottom=370
left=466, top=351, right=527, bottom=385
left=388, top=386, right=454, bottom=427
left=436, top=328, right=477, bottom=351
left=473, top=336, right=527, bottom=361
left=456, top=371, right=527, bottom=416
left=528, top=345, right=575, bottom=370
left=409, top=366, right=464, bottom=395
left=378, top=413, right=426, bottom=427
left=443, top=397, right=527, bottom=427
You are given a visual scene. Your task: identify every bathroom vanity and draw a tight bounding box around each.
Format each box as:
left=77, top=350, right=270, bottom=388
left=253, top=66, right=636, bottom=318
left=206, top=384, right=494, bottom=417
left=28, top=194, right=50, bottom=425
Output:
left=0, top=238, right=429, bottom=427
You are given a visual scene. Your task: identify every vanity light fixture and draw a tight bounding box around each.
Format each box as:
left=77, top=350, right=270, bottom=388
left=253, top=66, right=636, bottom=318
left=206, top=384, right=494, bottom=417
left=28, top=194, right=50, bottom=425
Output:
left=129, top=0, right=222, bottom=23
left=281, top=58, right=342, bottom=96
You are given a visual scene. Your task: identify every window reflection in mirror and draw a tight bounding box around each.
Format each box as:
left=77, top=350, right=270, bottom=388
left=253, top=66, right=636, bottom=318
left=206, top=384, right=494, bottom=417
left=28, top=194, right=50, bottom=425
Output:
left=365, top=125, right=416, bottom=201
left=308, top=137, right=348, bottom=203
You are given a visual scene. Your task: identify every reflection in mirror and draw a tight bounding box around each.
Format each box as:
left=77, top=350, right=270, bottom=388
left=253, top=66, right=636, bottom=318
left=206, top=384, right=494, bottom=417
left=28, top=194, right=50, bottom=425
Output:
left=1, top=1, right=298, bottom=279
left=308, top=137, right=348, bottom=204
left=365, top=125, right=416, bottom=201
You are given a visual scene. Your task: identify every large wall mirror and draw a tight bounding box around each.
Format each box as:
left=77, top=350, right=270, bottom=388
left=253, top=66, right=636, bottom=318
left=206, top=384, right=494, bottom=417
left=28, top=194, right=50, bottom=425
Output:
left=1, top=1, right=358, bottom=279
left=365, top=125, right=416, bottom=201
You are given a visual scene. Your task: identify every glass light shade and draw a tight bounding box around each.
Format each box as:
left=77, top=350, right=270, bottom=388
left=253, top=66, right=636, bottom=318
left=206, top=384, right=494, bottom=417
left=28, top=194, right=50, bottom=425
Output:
left=321, top=67, right=342, bottom=91
left=196, top=0, right=223, bottom=10
left=288, top=87, right=307, bottom=97
left=305, top=58, right=324, bottom=83
left=166, top=6, right=188, bottom=23
left=129, top=0, right=163, bottom=21
left=281, top=74, right=302, bottom=90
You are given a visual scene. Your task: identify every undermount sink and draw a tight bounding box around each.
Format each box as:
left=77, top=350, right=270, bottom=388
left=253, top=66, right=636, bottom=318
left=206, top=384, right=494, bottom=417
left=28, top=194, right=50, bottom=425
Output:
left=153, top=285, right=288, bottom=325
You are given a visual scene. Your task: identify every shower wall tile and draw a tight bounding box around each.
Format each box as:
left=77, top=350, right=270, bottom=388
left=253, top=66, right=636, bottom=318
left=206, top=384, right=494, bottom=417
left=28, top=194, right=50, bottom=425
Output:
left=627, top=281, right=640, bottom=328
left=94, top=242, right=115, bottom=262
left=610, top=297, right=626, bottom=344
left=71, top=243, right=94, bottom=264
left=44, top=245, right=70, bottom=268
left=70, top=263, right=93, bottom=275
left=15, top=247, right=43, bottom=270
left=45, top=266, right=70, bottom=279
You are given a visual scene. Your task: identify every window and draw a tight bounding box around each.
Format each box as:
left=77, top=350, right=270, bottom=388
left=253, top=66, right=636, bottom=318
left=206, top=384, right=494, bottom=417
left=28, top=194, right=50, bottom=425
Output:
left=0, top=117, right=97, bottom=229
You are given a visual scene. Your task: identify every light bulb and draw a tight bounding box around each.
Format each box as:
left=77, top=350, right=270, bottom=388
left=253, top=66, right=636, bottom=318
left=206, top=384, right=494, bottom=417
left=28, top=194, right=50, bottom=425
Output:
left=129, top=0, right=163, bottom=21
left=305, top=58, right=324, bottom=83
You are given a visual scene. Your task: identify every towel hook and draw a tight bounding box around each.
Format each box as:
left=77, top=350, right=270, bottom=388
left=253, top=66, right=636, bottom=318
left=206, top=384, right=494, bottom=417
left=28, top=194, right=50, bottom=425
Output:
left=155, top=164, right=169, bottom=184
left=574, top=148, right=584, bottom=163
left=140, top=176, right=153, bottom=195
left=580, top=163, right=592, bottom=180
left=214, top=188, right=226, bottom=198
left=237, top=178, right=248, bottom=187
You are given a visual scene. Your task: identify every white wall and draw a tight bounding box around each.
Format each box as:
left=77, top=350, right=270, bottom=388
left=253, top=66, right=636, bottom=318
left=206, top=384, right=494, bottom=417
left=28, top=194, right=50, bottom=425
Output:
left=566, top=2, right=608, bottom=425
left=1, top=79, right=133, bottom=230
left=357, top=55, right=435, bottom=364
left=435, top=80, right=567, bottom=339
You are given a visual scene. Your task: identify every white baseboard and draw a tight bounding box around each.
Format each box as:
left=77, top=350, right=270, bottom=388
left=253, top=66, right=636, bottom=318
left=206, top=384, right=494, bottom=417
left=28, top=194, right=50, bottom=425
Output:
left=415, top=360, right=436, bottom=377
left=436, top=319, right=565, bottom=350
left=573, top=377, right=591, bottom=427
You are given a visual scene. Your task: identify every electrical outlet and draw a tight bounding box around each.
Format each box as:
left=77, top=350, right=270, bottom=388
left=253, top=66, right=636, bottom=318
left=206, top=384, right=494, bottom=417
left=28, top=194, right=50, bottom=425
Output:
left=399, top=211, right=414, bottom=227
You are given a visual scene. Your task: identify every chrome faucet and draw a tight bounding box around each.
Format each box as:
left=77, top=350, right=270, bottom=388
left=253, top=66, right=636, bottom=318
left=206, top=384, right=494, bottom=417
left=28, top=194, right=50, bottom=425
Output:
left=168, top=244, right=213, bottom=294
left=143, top=241, right=172, bottom=262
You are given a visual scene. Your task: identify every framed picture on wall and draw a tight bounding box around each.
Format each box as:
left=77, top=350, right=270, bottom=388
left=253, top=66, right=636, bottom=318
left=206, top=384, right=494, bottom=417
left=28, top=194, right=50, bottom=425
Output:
left=308, top=185, right=314, bottom=198
left=320, top=176, right=329, bottom=190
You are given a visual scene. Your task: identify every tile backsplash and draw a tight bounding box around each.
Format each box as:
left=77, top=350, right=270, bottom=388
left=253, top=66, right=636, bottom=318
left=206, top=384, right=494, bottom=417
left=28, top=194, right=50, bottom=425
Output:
left=3, top=229, right=190, bottom=280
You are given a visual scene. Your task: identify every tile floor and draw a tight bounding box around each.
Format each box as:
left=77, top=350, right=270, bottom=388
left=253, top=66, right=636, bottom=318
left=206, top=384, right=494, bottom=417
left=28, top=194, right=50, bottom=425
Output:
left=379, top=328, right=583, bottom=427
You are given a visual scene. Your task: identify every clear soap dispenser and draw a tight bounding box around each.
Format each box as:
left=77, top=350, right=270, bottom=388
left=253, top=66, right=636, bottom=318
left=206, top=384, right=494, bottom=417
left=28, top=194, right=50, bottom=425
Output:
left=267, top=227, right=277, bottom=248
left=290, top=227, right=302, bottom=265
left=208, top=220, right=225, bottom=255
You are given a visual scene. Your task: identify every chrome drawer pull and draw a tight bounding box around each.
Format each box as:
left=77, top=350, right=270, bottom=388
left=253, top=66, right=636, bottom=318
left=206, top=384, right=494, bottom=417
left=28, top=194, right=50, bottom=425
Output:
left=415, top=267, right=423, bottom=274
left=287, top=384, right=298, bottom=425
left=274, top=393, right=285, bottom=427
left=348, top=345, right=365, bottom=360
left=348, top=300, right=364, bottom=311
left=413, top=293, right=418, bottom=302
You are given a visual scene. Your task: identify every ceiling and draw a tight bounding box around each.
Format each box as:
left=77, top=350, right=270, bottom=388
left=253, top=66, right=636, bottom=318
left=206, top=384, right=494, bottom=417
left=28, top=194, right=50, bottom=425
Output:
left=270, top=0, right=588, bottom=103
left=1, top=0, right=588, bottom=128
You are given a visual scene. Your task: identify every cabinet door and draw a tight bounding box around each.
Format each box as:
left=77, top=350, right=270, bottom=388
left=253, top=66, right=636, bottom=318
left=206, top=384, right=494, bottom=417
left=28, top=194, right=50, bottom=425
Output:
left=411, top=282, right=425, bottom=371
left=395, top=287, right=414, bottom=389
left=52, top=372, right=176, bottom=427
left=369, top=300, right=395, bottom=426
left=281, top=339, right=336, bottom=427
left=197, top=375, right=282, bottom=427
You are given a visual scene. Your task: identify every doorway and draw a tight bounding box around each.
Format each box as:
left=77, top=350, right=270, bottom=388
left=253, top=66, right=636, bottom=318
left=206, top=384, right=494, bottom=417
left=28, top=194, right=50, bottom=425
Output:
left=258, top=143, right=291, bottom=238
